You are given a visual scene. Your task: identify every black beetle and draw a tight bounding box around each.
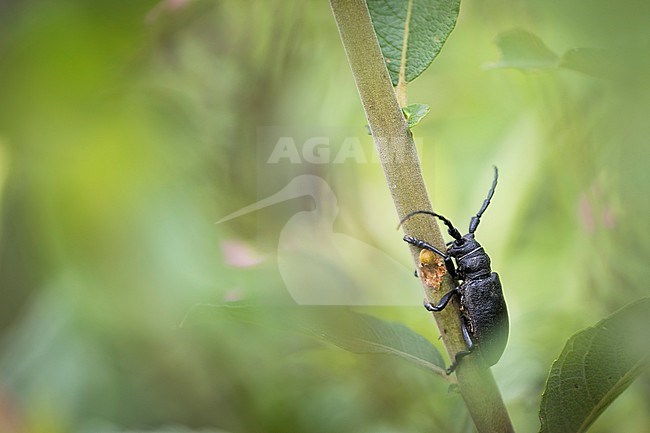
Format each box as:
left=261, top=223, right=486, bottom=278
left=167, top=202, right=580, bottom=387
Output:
left=400, top=166, right=508, bottom=374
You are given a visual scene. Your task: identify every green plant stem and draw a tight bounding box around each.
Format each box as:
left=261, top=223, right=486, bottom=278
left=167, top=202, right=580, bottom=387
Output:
left=395, top=0, right=413, bottom=107
left=329, top=1, right=515, bottom=432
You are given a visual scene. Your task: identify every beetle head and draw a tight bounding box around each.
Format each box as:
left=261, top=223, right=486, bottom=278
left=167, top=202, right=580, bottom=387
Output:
left=448, top=233, right=480, bottom=256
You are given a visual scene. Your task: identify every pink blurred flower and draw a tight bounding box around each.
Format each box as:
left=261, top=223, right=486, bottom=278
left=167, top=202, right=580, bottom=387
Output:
left=578, top=193, right=596, bottom=234
left=221, top=240, right=265, bottom=268
left=601, top=206, right=617, bottom=229
left=223, top=288, right=245, bottom=302
left=146, top=0, right=192, bottom=24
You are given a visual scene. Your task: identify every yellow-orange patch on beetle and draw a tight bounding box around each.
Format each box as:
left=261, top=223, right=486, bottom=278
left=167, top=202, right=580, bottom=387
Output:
left=418, top=249, right=446, bottom=290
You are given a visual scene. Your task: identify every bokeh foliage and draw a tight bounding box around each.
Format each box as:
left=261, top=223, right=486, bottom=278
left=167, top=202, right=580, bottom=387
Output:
left=0, top=1, right=649, bottom=432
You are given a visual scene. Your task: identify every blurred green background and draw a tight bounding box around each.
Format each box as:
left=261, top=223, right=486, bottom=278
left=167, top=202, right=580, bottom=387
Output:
left=0, top=0, right=649, bottom=432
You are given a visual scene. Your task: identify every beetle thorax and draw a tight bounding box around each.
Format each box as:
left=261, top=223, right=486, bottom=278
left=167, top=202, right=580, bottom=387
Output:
left=448, top=234, right=492, bottom=279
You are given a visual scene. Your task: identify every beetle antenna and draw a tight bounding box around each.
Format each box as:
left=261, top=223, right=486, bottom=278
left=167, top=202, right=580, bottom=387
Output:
left=469, top=166, right=498, bottom=234
left=398, top=210, right=463, bottom=241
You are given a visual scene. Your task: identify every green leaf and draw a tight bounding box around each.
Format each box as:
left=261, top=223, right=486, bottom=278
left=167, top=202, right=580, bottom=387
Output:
left=486, top=28, right=559, bottom=70
left=366, top=0, right=460, bottom=85
left=488, top=29, right=621, bottom=80
left=560, top=48, right=617, bottom=80
left=184, top=305, right=446, bottom=374
left=402, top=103, right=430, bottom=128
left=306, top=310, right=446, bottom=373
left=539, top=298, right=650, bottom=433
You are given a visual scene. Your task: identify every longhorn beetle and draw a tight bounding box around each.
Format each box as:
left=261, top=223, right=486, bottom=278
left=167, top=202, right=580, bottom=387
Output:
left=399, top=166, right=508, bottom=374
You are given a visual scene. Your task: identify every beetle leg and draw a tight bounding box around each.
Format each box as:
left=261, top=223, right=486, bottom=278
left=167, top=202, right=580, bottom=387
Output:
left=403, top=236, right=458, bottom=278
left=460, top=318, right=475, bottom=350
left=446, top=317, right=474, bottom=374
left=424, top=287, right=460, bottom=312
